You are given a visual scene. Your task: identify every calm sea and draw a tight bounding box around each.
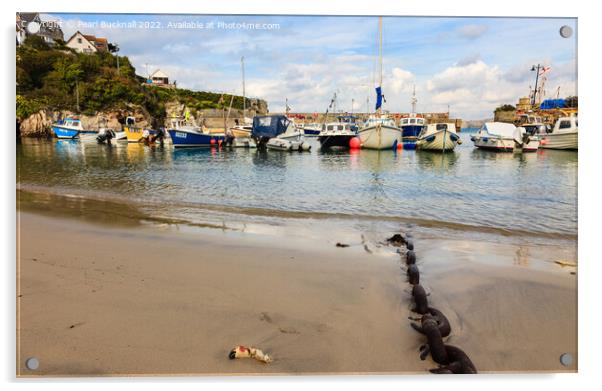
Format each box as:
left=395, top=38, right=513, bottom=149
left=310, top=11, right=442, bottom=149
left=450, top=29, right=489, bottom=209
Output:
left=17, top=131, right=577, bottom=243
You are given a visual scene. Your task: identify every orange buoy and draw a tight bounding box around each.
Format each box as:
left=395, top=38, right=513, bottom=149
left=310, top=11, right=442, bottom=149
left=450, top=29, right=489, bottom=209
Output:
left=349, top=137, right=361, bottom=149
left=210, top=139, right=216, bottom=145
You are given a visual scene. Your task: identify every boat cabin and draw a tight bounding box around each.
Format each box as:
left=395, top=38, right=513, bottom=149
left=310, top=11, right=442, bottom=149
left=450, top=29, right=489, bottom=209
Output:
left=58, top=117, right=84, bottom=130
left=400, top=117, right=425, bottom=127
left=321, top=123, right=355, bottom=133
left=363, top=115, right=396, bottom=128
left=553, top=116, right=578, bottom=133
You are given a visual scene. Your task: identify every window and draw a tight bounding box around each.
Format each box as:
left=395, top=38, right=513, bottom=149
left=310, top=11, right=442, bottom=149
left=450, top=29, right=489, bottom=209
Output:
left=327, top=126, right=334, bottom=131
left=436, top=124, right=448, bottom=131
left=77, top=38, right=82, bottom=44
left=410, top=119, right=416, bottom=124
left=559, top=120, right=571, bottom=129
left=338, top=125, right=344, bottom=131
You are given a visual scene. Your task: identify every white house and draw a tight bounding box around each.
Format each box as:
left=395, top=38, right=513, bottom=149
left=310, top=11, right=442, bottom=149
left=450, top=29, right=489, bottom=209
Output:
left=150, top=69, right=170, bottom=85
left=66, top=31, right=108, bottom=54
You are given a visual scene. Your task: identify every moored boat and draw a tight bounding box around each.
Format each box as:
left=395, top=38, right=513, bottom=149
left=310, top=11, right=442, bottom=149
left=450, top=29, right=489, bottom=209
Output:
left=167, top=118, right=225, bottom=148
left=123, top=116, right=159, bottom=143
left=416, top=123, right=461, bottom=152
left=358, top=115, right=402, bottom=150
left=538, top=115, right=578, bottom=150
left=52, top=117, right=85, bottom=139
left=400, top=87, right=425, bottom=150
left=471, top=122, right=539, bottom=152
left=318, top=122, right=357, bottom=150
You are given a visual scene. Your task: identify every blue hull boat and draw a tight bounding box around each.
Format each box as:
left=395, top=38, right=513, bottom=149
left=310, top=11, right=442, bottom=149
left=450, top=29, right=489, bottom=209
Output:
left=52, top=125, right=80, bottom=139
left=168, top=129, right=225, bottom=148
left=401, top=124, right=424, bottom=150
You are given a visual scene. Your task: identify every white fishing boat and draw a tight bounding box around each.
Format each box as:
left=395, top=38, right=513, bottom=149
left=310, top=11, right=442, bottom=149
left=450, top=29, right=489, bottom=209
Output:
left=416, top=123, right=461, bottom=152
left=358, top=17, right=403, bottom=150
left=359, top=115, right=402, bottom=150
left=538, top=115, right=578, bottom=150
left=471, top=122, right=539, bottom=152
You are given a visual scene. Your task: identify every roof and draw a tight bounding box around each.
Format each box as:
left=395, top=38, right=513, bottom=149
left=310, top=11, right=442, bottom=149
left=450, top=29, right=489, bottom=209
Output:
left=483, top=122, right=516, bottom=138
left=150, top=69, right=169, bottom=78
left=18, top=13, right=40, bottom=23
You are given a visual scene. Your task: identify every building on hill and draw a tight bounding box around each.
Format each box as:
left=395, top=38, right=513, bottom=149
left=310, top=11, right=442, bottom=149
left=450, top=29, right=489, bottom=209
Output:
left=16, top=12, right=64, bottom=46
left=66, top=31, right=109, bottom=53
left=143, top=69, right=176, bottom=89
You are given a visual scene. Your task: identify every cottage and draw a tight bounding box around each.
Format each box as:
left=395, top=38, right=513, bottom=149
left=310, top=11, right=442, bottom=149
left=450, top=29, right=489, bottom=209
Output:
left=150, top=69, right=170, bottom=85
left=65, top=31, right=109, bottom=53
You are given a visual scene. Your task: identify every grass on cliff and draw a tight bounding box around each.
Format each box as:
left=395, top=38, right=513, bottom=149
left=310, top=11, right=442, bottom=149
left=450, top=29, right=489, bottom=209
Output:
left=16, top=36, right=249, bottom=123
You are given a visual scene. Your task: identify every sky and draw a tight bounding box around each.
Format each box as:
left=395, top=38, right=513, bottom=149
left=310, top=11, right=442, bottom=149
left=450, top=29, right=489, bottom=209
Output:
left=44, top=13, right=577, bottom=120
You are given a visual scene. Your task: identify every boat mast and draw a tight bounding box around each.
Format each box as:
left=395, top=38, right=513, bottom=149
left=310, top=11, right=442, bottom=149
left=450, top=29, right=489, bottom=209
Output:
left=411, top=84, right=417, bottom=114
left=241, top=56, right=246, bottom=119
left=375, top=16, right=383, bottom=115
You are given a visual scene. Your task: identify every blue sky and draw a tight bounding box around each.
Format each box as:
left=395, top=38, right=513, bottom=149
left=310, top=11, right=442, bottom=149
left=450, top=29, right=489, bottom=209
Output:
left=46, top=13, right=577, bottom=119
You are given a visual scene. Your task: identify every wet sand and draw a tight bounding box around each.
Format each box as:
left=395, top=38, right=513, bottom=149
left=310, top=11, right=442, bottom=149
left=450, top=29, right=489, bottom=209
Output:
left=16, top=211, right=577, bottom=376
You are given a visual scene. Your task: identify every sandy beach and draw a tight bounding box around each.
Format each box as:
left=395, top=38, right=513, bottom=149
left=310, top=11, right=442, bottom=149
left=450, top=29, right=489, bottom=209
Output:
left=16, top=204, right=577, bottom=376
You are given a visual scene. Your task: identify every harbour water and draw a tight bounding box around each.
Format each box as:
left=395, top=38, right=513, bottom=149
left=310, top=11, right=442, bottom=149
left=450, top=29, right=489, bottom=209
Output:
left=17, top=132, right=577, bottom=249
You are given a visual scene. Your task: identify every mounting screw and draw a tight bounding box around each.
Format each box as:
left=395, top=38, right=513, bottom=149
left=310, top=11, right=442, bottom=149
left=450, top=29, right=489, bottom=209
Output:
left=25, top=357, right=39, bottom=370
left=559, top=25, right=573, bottom=38
left=559, top=353, right=573, bottom=366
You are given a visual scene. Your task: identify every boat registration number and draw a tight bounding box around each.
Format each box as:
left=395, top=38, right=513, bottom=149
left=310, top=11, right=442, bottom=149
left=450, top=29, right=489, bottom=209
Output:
left=175, top=132, right=187, bottom=139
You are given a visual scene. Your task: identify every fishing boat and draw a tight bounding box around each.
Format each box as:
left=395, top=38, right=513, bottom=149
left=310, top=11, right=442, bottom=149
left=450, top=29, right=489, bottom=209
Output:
left=359, top=115, right=402, bottom=150
left=416, top=123, right=461, bottom=152
left=167, top=118, right=225, bottom=148
left=252, top=115, right=310, bottom=151
left=52, top=117, right=85, bottom=139
left=538, top=115, right=578, bottom=150
left=400, top=87, right=425, bottom=150
left=358, top=17, right=403, bottom=150
left=302, top=123, right=322, bottom=136
left=471, top=122, right=539, bottom=152
left=122, top=116, right=158, bottom=143
left=318, top=122, right=357, bottom=150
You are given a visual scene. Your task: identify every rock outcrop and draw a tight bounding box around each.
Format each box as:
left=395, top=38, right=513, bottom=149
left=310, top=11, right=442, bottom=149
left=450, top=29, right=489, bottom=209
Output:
left=18, top=105, right=152, bottom=138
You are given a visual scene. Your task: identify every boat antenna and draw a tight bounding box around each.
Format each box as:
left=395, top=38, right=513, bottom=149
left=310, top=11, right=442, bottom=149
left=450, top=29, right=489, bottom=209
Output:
left=411, top=84, right=417, bottom=114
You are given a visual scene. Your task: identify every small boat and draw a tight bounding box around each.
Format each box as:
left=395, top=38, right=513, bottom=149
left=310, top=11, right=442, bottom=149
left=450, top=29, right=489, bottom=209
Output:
left=167, top=118, right=225, bottom=148
left=230, top=124, right=253, bottom=138
left=318, top=122, right=357, bottom=150
left=52, top=117, right=84, bottom=139
left=302, top=123, right=322, bottom=136
left=416, top=123, right=461, bottom=152
left=252, top=115, right=310, bottom=151
left=358, top=115, right=403, bottom=150
left=538, top=115, right=578, bottom=150
left=400, top=87, right=425, bottom=150
left=471, top=122, right=539, bottom=152
left=123, top=116, right=158, bottom=143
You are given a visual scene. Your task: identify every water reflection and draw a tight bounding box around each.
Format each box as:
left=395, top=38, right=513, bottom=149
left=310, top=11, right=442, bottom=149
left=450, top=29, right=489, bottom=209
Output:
left=417, top=151, right=459, bottom=172
left=17, top=138, right=578, bottom=237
